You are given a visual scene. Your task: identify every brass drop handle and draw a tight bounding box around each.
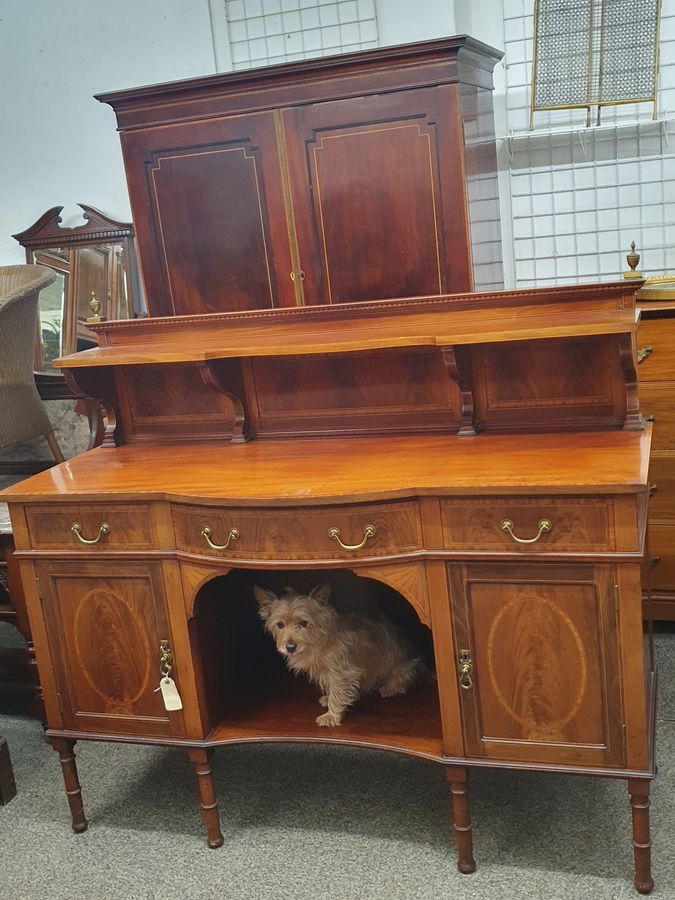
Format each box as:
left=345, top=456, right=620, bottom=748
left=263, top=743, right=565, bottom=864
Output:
left=290, top=270, right=306, bottom=281
left=328, top=524, right=376, bottom=552
left=159, top=639, right=173, bottom=678
left=637, top=347, right=653, bottom=364
left=500, top=518, right=552, bottom=545
left=459, top=650, right=473, bottom=690
left=70, top=522, right=110, bottom=544
left=201, top=526, right=240, bottom=551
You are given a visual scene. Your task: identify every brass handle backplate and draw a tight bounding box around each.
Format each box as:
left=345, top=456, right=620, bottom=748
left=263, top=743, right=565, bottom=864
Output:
left=201, top=526, right=240, bottom=551
left=328, top=524, right=376, bottom=552
left=71, top=522, right=110, bottom=545
left=459, top=650, right=473, bottom=690
left=500, top=518, right=552, bottom=545
left=290, top=270, right=306, bottom=282
left=637, top=347, right=653, bottom=364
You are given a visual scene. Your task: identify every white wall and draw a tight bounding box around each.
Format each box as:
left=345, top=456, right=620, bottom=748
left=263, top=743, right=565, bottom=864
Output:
left=376, top=0, right=454, bottom=45
left=502, top=0, right=675, bottom=285
left=0, top=0, right=219, bottom=264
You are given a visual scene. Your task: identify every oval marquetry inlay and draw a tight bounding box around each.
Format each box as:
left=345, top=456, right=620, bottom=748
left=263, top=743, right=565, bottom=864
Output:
left=73, top=590, right=151, bottom=707
left=486, top=595, right=587, bottom=740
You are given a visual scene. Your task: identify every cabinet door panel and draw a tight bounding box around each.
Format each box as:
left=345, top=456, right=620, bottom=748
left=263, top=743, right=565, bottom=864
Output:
left=283, top=86, right=472, bottom=305
left=448, top=562, right=624, bottom=768
left=122, top=113, right=295, bottom=315
left=37, top=560, right=184, bottom=738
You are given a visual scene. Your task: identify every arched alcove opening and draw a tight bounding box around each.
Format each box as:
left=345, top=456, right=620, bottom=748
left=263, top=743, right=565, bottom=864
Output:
left=189, top=567, right=443, bottom=757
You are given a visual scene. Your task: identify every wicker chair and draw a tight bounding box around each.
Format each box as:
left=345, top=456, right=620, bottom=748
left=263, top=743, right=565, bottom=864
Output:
left=0, top=265, right=64, bottom=462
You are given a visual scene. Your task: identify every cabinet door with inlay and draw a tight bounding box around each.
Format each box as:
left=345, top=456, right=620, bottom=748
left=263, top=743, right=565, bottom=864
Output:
left=36, top=560, right=184, bottom=738
left=121, top=112, right=295, bottom=315
left=282, top=85, right=472, bottom=305
left=448, top=562, right=625, bottom=768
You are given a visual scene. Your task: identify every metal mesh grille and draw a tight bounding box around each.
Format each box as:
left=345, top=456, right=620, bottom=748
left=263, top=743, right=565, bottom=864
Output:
left=599, top=0, right=661, bottom=102
left=532, top=0, right=661, bottom=118
left=533, top=0, right=593, bottom=108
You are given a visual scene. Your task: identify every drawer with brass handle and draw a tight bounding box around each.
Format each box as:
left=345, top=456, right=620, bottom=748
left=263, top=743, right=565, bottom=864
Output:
left=24, top=504, right=158, bottom=551
left=172, top=501, right=422, bottom=560
left=441, top=497, right=618, bottom=553
left=636, top=318, right=675, bottom=381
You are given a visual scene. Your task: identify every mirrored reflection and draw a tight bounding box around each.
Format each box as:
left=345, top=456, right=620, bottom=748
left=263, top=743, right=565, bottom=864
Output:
left=14, top=205, right=144, bottom=374
left=33, top=240, right=135, bottom=371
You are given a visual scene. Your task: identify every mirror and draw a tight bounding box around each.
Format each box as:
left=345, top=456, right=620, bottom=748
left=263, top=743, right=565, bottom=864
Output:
left=13, top=205, right=144, bottom=373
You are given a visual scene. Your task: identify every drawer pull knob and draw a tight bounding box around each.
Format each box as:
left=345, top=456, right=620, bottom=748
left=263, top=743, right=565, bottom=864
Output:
left=500, top=518, right=552, bottom=544
left=70, top=522, right=110, bottom=544
left=459, top=650, right=473, bottom=690
left=649, top=483, right=658, bottom=496
left=328, top=523, right=376, bottom=552
left=637, top=347, right=653, bottom=364
left=201, top=526, right=239, bottom=551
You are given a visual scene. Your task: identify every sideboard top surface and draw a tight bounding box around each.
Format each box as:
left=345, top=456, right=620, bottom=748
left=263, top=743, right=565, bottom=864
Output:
left=2, top=429, right=652, bottom=505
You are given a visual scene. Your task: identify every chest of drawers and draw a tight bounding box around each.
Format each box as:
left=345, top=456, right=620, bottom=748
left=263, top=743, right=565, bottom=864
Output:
left=637, top=298, right=675, bottom=619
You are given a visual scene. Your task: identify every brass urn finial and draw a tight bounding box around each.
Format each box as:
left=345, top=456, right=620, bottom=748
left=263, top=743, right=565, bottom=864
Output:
left=624, top=241, right=642, bottom=280
left=87, top=291, right=102, bottom=323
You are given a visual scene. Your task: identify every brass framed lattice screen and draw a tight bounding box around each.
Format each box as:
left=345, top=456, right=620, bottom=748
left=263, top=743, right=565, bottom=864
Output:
left=531, top=0, right=663, bottom=128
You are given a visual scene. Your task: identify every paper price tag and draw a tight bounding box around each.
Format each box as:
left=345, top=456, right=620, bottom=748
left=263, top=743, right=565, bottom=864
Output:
left=154, top=676, right=183, bottom=711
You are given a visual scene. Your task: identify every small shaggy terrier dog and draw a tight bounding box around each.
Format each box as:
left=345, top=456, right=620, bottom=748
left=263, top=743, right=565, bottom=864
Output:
left=254, top=582, right=426, bottom=727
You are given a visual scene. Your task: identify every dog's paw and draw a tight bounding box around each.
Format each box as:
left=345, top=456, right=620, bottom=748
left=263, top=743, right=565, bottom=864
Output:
left=316, top=711, right=342, bottom=727
left=379, top=685, right=403, bottom=698
left=318, top=695, right=329, bottom=708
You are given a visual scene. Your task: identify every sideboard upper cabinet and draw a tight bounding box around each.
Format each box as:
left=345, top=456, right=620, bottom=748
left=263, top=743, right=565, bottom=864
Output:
left=98, top=37, right=504, bottom=316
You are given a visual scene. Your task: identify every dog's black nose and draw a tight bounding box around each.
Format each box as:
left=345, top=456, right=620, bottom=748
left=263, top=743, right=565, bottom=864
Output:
left=285, top=642, right=297, bottom=654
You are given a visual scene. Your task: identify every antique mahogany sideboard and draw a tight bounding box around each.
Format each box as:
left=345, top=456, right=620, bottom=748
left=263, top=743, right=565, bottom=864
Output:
left=2, top=280, right=657, bottom=893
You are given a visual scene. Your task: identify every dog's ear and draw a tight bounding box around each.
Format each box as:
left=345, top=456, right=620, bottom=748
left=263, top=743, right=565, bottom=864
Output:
left=253, top=586, right=278, bottom=619
left=309, top=582, right=331, bottom=604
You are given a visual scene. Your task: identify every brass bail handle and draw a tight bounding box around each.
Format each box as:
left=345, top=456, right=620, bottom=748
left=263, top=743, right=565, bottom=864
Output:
left=159, top=640, right=172, bottom=679
left=201, top=525, right=240, bottom=551
left=500, top=518, right=552, bottom=545
left=459, top=650, right=473, bottom=690
left=71, top=522, right=110, bottom=544
left=328, top=523, right=376, bottom=552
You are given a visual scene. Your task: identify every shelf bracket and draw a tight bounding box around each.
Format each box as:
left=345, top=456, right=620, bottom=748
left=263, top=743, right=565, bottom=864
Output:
left=441, top=346, right=479, bottom=436
left=619, top=335, right=645, bottom=432
left=197, top=361, right=253, bottom=443
left=62, top=368, right=123, bottom=448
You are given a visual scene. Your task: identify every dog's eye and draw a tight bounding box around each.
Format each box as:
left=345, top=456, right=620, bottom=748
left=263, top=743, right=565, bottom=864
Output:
left=299, top=620, right=308, bottom=628
left=276, top=621, right=284, bottom=629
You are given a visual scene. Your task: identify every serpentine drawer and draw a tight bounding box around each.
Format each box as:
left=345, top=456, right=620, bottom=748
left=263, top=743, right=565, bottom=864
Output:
left=24, top=503, right=158, bottom=551
left=440, top=497, right=619, bottom=553
left=172, top=501, right=423, bottom=560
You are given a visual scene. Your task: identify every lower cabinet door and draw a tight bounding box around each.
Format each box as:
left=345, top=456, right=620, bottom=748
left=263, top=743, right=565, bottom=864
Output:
left=448, top=562, right=625, bottom=768
left=36, top=560, right=185, bottom=738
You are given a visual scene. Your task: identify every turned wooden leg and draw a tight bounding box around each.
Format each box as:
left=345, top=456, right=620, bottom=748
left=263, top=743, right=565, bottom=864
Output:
left=50, top=738, right=87, bottom=833
left=188, top=748, right=224, bottom=848
left=628, top=778, right=654, bottom=894
left=446, top=766, right=476, bottom=874
left=0, top=736, right=17, bottom=805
